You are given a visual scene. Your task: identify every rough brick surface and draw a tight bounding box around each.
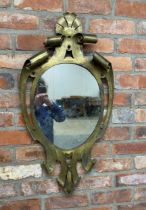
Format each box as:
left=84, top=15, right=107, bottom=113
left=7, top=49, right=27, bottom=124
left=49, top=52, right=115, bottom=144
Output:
left=0, top=13, right=38, bottom=29
left=68, top=0, right=111, bottom=15
left=0, top=54, right=31, bottom=69
left=118, top=203, right=146, bottom=210
left=0, top=93, right=20, bottom=108
left=14, top=0, right=63, bottom=12
left=104, top=127, right=130, bottom=141
left=96, top=158, right=132, bottom=172
left=0, top=34, right=11, bottom=49
left=85, top=38, right=114, bottom=53
left=134, top=187, right=146, bottom=201
left=116, top=0, right=146, bottom=18
left=106, top=56, right=132, bottom=71
left=0, top=164, right=42, bottom=180
left=17, top=35, right=46, bottom=50
left=134, top=156, right=146, bottom=169
left=92, top=189, right=132, bottom=204
left=112, top=142, right=146, bottom=155
left=112, top=109, right=134, bottom=124
left=118, top=39, right=146, bottom=54
left=115, top=74, right=146, bottom=89
left=78, top=176, right=112, bottom=189
left=117, top=173, right=146, bottom=186
left=135, top=109, right=146, bottom=122
left=21, top=179, right=59, bottom=195
left=90, top=19, right=135, bottom=35
left=135, top=58, right=146, bottom=71
left=91, top=143, right=110, bottom=157
left=16, top=145, right=44, bottom=161
left=134, top=93, right=146, bottom=105
left=113, top=92, right=132, bottom=106
left=0, top=0, right=10, bottom=7
left=0, top=130, right=32, bottom=145
left=0, top=112, right=14, bottom=127
left=0, top=149, right=13, bottom=163
left=45, top=195, right=88, bottom=209
left=135, top=126, right=146, bottom=139
left=137, top=21, right=146, bottom=34
left=0, top=199, right=41, bottom=210
left=0, top=184, right=16, bottom=198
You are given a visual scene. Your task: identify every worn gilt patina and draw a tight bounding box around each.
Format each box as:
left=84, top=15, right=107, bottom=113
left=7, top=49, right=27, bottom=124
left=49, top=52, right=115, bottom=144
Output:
left=19, top=13, right=114, bottom=193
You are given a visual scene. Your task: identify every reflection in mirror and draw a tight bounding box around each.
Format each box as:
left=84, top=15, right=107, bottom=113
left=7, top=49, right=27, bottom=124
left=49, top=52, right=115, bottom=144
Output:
left=34, top=64, right=101, bottom=149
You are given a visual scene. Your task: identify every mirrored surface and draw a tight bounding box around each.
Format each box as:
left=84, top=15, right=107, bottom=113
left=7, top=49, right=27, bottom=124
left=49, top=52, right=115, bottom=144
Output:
left=34, top=64, right=101, bottom=149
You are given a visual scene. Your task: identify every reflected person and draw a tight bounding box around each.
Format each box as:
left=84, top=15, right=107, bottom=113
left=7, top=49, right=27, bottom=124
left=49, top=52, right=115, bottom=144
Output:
left=35, top=79, right=66, bottom=143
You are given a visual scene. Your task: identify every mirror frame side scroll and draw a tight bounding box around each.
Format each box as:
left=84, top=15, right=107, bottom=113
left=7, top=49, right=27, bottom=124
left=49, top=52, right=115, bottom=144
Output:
left=19, top=12, right=114, bottom=194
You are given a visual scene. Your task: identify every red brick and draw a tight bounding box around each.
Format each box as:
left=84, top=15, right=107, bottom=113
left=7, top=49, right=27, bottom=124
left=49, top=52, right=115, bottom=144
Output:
left=0, top=199, right=41, bottom=210
left=117, top=173, right=146, bottom=186
left=0, top=34, right=11, bottom=49
left=96, top=158, right=132, bottom=172
left=104, top=127, right=130, bottom=141
left=0, top=112, right=14, bottom=127
left=118, top=203, right=146, bottom=210
left=112, top=108, right=134, bottom=124
left=118, top=39, right=146, bottom=54
left=88, top=208, right=112, bottom=210
left=134, top=187, right=146, bottom=201
left=0, top=12, right=38, bottom=29
left=90, top=19, right=135, bottom=35
left=134, top=156, right=146, bottom=169
left=78, top=176, right=112, bottom=190
left=0, top=149, right=13, bottom=163
left=135, top=126, right=146, bottom=139
left=43, top=17, right=58, bottom=32
left=0, top=130, right=32, bottom=145
left=0, top=54, right=31, bottom=69
left=17, top=35, right=46, bottom=50
left=14, top=0, right=63, bottom=11
left=114, top=92, right=132, bottom=106
left=0, top=93, right=20, bottom=108
left=46, top=195, right=88, bottom=209
left=112, top=142, right=146, bottom=155
left=85, top=38, right=114, bottom=53
left=116, top=0, right=146, bottom=18
left=16, top=113, right=25, bottom=126
left=106, top=56, right=132, bottom=71
left=135, top=58, right=146, bottom=71
left=91, top=143, right=110, bottom=157
left=16, top=145, right=44, bottom=161
left=137, top=21, right=146, bottom=35
left=135, top=109, right=146, bottom=122
left=21, top=179, right=59, bottom=195
left=139, top=75, right=146, bottom=88
left=0, top=184, right=16, bottom=198
left=135, top=93, right=146, bottom=105
left=68, top=0, right=111, bottom=15
left=0, top=73, right=14, bottom=89
left=115, top=74, right=137, bottom=89
left=115, top=74, right=146, bottom=89
left=0, top=0, right=10, bottom=7
left=92, top=189, right=132, bottom=204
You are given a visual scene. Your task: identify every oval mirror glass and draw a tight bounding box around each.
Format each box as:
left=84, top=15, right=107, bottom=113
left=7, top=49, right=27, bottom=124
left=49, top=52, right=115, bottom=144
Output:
left=34, top=64, right=101, bottom=149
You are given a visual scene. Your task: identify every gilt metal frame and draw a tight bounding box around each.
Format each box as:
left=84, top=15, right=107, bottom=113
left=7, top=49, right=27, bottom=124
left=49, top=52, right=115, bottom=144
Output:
left=19, top=13, right=114, bottom=193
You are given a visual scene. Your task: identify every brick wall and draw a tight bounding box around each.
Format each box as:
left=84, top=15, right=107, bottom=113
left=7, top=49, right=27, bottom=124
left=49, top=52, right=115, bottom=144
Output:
left=1, top=0, right=146, bottom=209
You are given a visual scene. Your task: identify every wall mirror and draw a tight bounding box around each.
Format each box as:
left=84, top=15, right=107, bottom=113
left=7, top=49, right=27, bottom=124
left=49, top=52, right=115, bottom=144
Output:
left=20, top=13, right=114, bottom=193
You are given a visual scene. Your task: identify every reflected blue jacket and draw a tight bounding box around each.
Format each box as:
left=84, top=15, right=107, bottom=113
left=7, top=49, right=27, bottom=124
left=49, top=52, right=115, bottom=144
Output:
left=35, top=102, right=65, bottom=143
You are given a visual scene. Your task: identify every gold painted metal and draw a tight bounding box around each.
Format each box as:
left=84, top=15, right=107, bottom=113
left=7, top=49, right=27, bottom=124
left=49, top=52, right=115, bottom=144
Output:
left=19, top=12, right=114, bottom=193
